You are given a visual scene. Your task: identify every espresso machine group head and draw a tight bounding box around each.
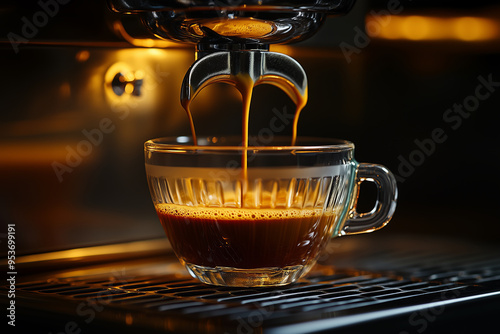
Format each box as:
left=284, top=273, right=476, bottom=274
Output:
left=110, top=0, right=356, bottom=120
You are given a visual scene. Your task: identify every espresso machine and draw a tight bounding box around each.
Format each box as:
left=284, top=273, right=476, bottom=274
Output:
left=2, top=0, right=500, bottom=333
left=109, top=0, right=356, bottom=140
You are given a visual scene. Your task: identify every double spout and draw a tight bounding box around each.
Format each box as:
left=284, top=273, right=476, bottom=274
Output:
left=181, top=47, right=308, bottom=111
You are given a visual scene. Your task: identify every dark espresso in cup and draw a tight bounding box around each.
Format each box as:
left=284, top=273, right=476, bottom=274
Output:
left=156, top=204, right=335, bottom=269
left=145, top=138, right=397, bottom=286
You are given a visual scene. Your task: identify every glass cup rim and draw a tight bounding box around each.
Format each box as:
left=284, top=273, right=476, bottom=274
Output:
left=145, top=136, right=355, bottom=153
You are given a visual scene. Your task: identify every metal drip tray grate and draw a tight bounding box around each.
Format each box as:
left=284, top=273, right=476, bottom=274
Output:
left=8, top=236, right=500, bottom=333
left=14, top=268, right=500, bottom=333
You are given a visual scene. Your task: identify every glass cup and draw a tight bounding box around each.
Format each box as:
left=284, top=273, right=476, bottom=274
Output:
left=145, top=136, right=397, bottom=287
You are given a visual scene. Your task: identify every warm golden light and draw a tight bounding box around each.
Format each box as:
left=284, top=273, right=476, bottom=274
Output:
left=100, top=49, right=190, bottom=118
left=75, top=50, right=90, bottom=62
left=197, top=17, right=274, bottom=37
left=112, top=21, right=180, bottom=48
left=134, top=69, right=145, bottom=80
left=367, top=15, right=500, bottom=41
left=124, top=72, right=135, bottom=82
left=0, top=142, right=74, bottom=165
left=125, top=313, right=134, bottom=326
left=12, top=239, right=171, bottom=266
left=453, top=17, right=498, bottom=41
left=401, top=16, right=431, bottom=40
left=124, top=82, right=135, bottom=94
left=270, top=45, right=294, bottom=55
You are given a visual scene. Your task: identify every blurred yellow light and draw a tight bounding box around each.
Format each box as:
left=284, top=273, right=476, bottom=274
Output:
left=136, top=39, right=156, bottom=48
left=0, top=142, right=70, bottom=165
left=112, top=21, right=180, bottom=48
left=455, top=17, right=480, bottom=41
left=401, top=16, right=431, bottom=40
left=124, top=82, right=135, bottom=94
left=201, top=18, right=273, bottom=37
left=376, top=20, right=401, bottom=40
left=75, top=50, right=90, bottom=62
left=366, top=15, right=500, bottom=42
left=454, top=17, right=498, bottom=41
left=270, top=45, right=294, bottom=56
left=124, top=72, right=135, bottom=82
left=134, top=70, right=145, bottom=80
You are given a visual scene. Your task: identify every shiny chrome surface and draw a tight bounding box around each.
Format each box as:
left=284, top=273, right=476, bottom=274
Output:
left=181, top=50, right=307, bottom=106
left=109, top=0, right=356, bottom=45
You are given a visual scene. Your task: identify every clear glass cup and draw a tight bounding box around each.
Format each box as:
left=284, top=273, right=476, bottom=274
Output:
left=145, top=136, right=397, bottom=287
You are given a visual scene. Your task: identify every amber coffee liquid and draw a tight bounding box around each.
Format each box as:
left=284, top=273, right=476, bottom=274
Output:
left=169, top=64, right=317, bottom=270
left=157, top=204, right=334, bottom=269
left=181, top=72, right=308, bottom=182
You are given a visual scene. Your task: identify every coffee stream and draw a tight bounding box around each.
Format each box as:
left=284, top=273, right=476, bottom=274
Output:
left=181, top=71, right=308, bottom=205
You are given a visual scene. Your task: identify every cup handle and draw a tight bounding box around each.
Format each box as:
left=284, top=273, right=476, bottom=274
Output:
left=342, top=163, right=398, bottom=235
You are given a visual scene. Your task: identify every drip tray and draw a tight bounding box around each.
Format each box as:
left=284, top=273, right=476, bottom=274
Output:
left=7, top=235, right=500, bottom=333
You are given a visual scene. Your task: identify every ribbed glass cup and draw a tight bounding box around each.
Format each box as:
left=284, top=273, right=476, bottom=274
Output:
left=145, top=136, right=397, bottom=287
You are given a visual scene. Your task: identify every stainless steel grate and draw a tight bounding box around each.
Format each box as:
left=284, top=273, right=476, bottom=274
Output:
left=13, top=268, right=500, bottom=332
left=8, top=237, right=500, bottom=333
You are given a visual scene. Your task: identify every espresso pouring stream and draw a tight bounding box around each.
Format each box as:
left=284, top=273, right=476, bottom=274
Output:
left=181, top=61, right=308, bottom=188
